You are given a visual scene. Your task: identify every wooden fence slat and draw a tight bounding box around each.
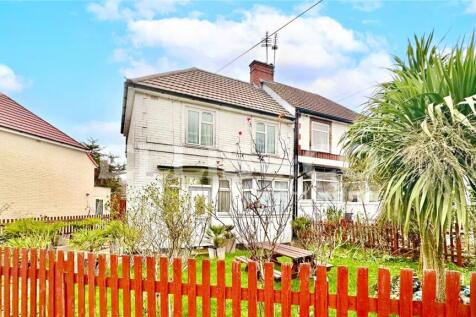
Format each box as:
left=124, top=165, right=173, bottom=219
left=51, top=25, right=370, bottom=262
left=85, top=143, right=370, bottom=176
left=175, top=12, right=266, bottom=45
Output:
left=3, top=248, right=10, bottom=317
left=55, top=250, right=65, bottom=317
left=20, top=248, right=28, bottom=317
left=264, top=262, right=274, bottom=317
left=471, top=272, right=476, bottom=317
left=336, top=266, right=348, bottom=317
left=159, top=257, right=168, bottom=317
left=110, top=255, right=119, bottom=317
left=77, top=253, right=85, bottom=317
left=231, top=261, right=241, bottom=317
left=39, top=249, right=47, bottom=317
left=281, top=264, right=292, bottom=317
left=299, top=264, right=310, bottom=317
left=47, top=250, right=55, bottom=317
left=98, top=255, right=107, bottom=317
left=133, top=255, right=143, bottom=317
left=12, top=248, right=19, bottom=317
left=0, top=247, right=2, bottom=314
left=87, top=253, right=96, bottom=317
left=122, top=256, right=131, bottom=317
left=399, top=269, right=413, bottom=317
left=315, top=266, right=328, bottom=317
left=247, top=261, right=257, bottom=317
left=29, top=249, right=38, bottom=317
left=356, top=267, right=369, bottom=317
left=445, top=271, right=460, bottom=317
left=422, top=270, right=436, bottom=317
left=377, top=268, right=390, bottom=317
left=188, top=259, right=197, bottom=317
left=146, top=256, right=156, bottom=317
left=217, top=260, right=226, bottom=317
left=172, top=258, right=182, bottom=317
left=66, top=251, right=75, bottom=317
left=202, top=260, right=211, bottom=317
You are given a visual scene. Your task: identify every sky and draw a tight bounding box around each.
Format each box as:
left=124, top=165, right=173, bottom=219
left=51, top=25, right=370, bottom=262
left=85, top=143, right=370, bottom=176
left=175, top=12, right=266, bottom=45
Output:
left=0, top=0, right=476, bottom=160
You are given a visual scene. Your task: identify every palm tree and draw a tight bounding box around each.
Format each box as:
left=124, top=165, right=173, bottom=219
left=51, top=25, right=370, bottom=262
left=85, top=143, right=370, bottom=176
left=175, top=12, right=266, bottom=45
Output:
left=342, top=34, right=476, bottom=298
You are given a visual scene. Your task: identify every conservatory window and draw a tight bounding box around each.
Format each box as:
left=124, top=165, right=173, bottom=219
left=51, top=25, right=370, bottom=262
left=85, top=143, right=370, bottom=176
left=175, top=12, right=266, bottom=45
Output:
left=315, top=173, right=341, bottom=201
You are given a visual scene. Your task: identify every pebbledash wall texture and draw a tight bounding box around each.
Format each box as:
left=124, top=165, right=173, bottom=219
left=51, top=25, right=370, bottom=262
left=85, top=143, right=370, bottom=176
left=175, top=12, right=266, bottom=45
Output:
left=0, top=129, right=110, bottom=218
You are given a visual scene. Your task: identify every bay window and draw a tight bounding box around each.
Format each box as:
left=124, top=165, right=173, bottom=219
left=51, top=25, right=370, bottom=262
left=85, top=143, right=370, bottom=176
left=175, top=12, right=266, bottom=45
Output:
left=187, top=110, right=214, bottom=146
left=256, top=123, right=276, bottom=154
left=311, top=121, right=330, bottom=152
left=315, top=173, right=341, bottom=201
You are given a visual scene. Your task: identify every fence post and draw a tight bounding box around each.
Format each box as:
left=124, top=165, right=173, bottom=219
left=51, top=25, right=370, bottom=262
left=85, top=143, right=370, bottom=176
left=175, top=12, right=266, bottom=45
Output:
left=281, top=264, right=292, bottom=317
left=247, top=261, right=258, bottom=317
left=217, top=260, right=226, bottom=317
left=299, top=264, right=311, bottom=317
left=264, top=262, right=274, bottom=317
left=187, top=259, right=197, bottom=317
left=172, top=258, right=182, bottom=317
left=336, top=267, right=349, bottom=317
left=377, top=268, right=390, bottom=317
left=133, top=255, right=143, bottom=317
left=445, top=271, right=460, bottom=317
left=315, top=266, right=328, bottom=317
left=146, top=256, right=156, bottom=317
left=231, top=261, right=241, bottom=317
left=356, top=268, right=369, bottom=317
left=399, top=269, right=413, bottom=317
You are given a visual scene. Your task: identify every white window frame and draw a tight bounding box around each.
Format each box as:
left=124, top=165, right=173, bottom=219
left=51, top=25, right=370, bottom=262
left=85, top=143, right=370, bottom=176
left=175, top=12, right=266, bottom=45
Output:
left=255, top=122, right=277, bottom=154
left=217, top=179, right=231, bottom=213
left=186, top=109, right=215, bottom=147
left=311, top=120, right=330, bottom=153
left=302, top=174, right=313, bottom=200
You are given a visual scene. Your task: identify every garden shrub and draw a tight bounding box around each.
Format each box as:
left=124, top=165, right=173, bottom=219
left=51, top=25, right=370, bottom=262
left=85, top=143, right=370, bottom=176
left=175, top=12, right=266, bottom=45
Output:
left=291, top=216, right=312, bottom=235
left=2, top=219, right=65, bottom=247
left=69, top=229, right=110, bottom=252
left=70, top=218, right=103, bottom=230
left=5, top=235, right=52, bottom=249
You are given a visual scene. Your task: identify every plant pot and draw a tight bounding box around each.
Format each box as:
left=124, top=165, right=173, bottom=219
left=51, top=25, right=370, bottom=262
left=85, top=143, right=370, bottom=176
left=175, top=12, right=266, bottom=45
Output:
left=224, top=239, right=236, bottom=253
left=216, top=247, right=226, bottom=260
left=208, top=247, right=216, bottom=259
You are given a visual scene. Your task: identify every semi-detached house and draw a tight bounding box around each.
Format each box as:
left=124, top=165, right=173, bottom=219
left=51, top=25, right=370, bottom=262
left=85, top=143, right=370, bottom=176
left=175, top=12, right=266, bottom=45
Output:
left=121, top=60, right=379, bottom=242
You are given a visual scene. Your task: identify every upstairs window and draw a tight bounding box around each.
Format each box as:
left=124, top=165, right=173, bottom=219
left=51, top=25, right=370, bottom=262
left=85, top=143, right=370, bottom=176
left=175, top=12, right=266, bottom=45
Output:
left=187, top=110, right=214, bottom=146
left=256, top=123, right=276, bottom=154
left=311, top=121, right=330, bottom=152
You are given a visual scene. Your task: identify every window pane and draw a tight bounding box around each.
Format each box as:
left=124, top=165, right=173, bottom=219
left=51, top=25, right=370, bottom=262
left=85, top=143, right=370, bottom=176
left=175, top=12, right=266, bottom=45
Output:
left=218, top=181, right=231, bottom=213
left=266, top=125, right=276, bottom=154
left=275, top=191, right=289, bottom=212
left=258, top=180, right=272, bottom=191
left=202, top=112, right=213, bottom=123
left=256, top=123, right=265, bottom=133
left=368, top=184, right=379, bottom=202
left=312, top=122, right=329, bottom=132
left=316, top=181, right=339, bottom=201
left=187, top=111, right=199, bottom=144
left=312, top=130, right=329, bottom=152
left=256, top=132, right=265, bottom=153
left=303, top=181, right=312, bottom=199
left=275, top=181, right=288, bottom=190
left=201, top=122, right=213, bottom=146
left=219, top=180, right=230, bottom=189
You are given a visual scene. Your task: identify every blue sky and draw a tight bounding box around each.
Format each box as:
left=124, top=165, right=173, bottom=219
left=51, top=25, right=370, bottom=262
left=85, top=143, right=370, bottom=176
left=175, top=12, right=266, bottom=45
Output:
left=1, top=0, right=475, bottom=159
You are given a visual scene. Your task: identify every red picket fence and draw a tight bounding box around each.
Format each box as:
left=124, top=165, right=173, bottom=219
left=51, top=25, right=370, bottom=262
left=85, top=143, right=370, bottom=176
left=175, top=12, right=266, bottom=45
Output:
left=314, top=221, right=469, bottom=266
left=0, top=214, right=111, bottom=235
left=0, top=247, right=475, bottom=317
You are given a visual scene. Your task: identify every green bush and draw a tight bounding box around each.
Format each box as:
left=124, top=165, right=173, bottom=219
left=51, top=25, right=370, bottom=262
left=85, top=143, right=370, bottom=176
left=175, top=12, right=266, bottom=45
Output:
left=105, top=221, right=141, bottom=255
left=4, top=235, right=52, bottom=249
left=292, top=216, right=312, bottom=234
left=70, top=218, right=103, bottom=229
left=3, top=219, right=64, bottom=242
left=69, top=229, right=109, bottom=252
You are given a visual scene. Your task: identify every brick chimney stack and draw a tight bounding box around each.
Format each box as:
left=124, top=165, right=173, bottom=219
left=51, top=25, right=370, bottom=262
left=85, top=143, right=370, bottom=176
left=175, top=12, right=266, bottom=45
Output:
left=249, top=60, right=274, bottom=87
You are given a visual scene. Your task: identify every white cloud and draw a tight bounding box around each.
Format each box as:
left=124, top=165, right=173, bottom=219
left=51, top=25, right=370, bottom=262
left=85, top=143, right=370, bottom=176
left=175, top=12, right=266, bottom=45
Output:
left=466, top=0, right=476, bottom=13
left=71, top=120, right=125, bottom=162
left=88, top=0, right=189, bottom=21
left=307, top=52, right=392, bottom=110
left=339, top=0, right=382, bottom=12
left=116, top=5, right=391, bottom=110
left=0, top=64, right=23, bottom=93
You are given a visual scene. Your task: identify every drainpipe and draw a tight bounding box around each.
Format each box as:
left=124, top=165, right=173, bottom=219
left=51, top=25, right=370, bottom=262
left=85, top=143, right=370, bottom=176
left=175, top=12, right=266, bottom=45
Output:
left=292, top=109, right=300, bottom=221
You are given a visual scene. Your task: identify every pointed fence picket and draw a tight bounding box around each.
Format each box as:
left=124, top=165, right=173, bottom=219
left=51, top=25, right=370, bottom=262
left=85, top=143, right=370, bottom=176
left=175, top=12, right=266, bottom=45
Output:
left=0, top=247, right=473, bottom=316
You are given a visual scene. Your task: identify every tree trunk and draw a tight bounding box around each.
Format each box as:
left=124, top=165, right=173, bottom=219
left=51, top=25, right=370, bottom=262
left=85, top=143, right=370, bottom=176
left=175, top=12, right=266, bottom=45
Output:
left=420, top=232, right=446, bottom=301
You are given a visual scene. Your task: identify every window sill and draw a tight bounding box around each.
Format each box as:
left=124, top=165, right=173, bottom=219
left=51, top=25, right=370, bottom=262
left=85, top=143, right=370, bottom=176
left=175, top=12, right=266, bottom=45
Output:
left=184, top=143, right=217, bottom=151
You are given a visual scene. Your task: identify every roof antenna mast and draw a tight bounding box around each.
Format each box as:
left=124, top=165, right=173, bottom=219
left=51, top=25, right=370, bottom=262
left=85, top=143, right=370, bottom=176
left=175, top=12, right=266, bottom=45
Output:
left=261, top=31, right=271, bottom=64
left=272, top=33, right=278, bottom=66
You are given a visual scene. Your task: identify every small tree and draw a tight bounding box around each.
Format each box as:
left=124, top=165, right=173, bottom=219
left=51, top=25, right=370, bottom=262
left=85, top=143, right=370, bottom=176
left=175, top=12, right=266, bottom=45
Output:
left=127, top=173, right=212, bottom=260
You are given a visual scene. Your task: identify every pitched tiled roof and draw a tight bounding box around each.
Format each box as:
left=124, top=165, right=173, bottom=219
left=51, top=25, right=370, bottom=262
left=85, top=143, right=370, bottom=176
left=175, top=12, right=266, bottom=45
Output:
left=264, top=81, right=358, bottom=123
left=0, top=93, right=86, bottom=150
left=128, top=68, right=292, bottom=117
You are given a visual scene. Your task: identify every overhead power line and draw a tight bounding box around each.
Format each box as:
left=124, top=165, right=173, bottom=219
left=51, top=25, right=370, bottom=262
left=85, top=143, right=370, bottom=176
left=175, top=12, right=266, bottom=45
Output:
left=215, top=0, right=325, bottom=73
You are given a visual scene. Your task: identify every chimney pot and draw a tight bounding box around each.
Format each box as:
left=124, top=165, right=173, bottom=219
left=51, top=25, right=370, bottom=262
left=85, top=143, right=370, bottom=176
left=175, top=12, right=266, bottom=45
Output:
left=249, top=60, right=274, bottom=86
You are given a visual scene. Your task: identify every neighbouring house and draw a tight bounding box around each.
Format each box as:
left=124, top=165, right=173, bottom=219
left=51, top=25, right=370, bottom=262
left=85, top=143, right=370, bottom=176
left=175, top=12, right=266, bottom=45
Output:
left=0, top=93, right=110, bottom=218
left=256, top=62, right=380, bottom=221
